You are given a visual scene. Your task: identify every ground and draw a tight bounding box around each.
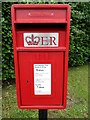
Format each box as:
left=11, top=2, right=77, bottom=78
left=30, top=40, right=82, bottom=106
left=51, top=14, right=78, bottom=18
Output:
left=2, top=65, right=88, bottom=118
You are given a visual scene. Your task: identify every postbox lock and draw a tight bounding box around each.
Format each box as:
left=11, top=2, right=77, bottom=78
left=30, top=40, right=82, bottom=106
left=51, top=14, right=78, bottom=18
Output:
left=51, top=12, right=54, bottom=16
left=28, top=11, right=31, bottom=16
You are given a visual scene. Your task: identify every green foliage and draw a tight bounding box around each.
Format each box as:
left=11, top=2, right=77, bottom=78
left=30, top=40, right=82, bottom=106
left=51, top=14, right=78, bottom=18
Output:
left=68, top=2, right=90, bottom=66
left=2, top=3, right=15, bottom=81
left=2, top=2, right=90, bottom=80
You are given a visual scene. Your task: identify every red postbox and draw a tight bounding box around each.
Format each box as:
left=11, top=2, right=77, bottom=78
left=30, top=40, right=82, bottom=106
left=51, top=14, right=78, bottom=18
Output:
left=11, top=4, right=71, bottom=109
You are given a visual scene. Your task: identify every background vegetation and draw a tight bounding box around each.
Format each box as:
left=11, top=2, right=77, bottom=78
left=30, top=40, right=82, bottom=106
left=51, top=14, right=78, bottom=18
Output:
left=2, top=2, right=90, bottom=81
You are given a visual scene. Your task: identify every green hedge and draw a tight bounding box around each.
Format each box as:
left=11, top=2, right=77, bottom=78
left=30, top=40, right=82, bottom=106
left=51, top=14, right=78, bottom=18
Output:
left=2, top=2, right=15, bottom=81
left=69, top=3, right=89, bottom=66
left=2, top=2, right=89, bottom=81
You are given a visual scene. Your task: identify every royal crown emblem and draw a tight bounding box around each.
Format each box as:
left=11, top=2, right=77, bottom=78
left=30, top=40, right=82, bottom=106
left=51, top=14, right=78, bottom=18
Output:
left=25, top=34, right=40, bottom=45
left=24, top=33, right=58, bottom=47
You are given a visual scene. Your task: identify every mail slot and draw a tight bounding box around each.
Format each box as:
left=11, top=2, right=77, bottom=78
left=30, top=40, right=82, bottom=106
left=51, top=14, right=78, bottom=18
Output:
left=11, top=4, right=71, bottom=109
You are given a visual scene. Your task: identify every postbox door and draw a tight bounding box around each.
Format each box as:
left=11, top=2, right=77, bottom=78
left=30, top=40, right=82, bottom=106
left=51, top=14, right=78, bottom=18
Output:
left=18, top=51, right=64, bottom=106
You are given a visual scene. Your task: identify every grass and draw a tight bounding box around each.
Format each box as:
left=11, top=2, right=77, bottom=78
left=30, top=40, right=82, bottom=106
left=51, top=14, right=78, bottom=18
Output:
left=2, top=65, right=88, bottom=118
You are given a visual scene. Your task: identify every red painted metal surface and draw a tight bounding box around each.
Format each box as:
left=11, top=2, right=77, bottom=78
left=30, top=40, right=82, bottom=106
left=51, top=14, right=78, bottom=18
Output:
left=11, top=4, right=71, bottom=109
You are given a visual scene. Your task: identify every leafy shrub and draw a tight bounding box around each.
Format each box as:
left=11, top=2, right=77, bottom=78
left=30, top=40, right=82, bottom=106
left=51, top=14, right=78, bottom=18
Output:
left=2, top=2, right=89, bottom=80
left=2, top=2, right=15, bottom=81
left=69, top=3, right=89, bottom=66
